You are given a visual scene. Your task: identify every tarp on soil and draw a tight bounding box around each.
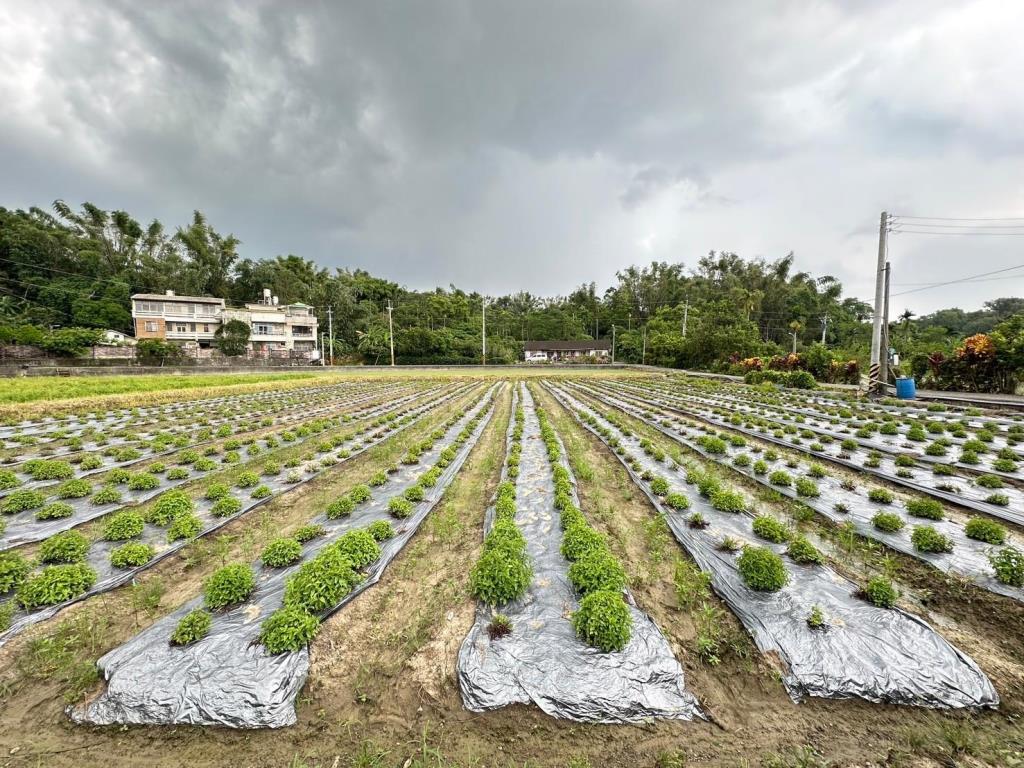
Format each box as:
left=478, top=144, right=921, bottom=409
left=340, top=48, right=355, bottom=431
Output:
left=71, top=386, right=496, bottom=729
left=549, top=383, right=998, bottom=710
left=457, top=386, right=701, bottom=723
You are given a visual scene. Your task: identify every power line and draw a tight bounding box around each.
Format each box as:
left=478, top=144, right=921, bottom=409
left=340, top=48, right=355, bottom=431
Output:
left=891, top=214, right=1024, bottom=222
left=889, top=262, right=1024, bottom=297
left=891, top=229, right=1024, bottom=236
left=890, top=221, right=1024, bottom=229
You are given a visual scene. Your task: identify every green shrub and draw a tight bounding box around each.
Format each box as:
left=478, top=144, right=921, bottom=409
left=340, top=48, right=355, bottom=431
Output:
left=737, top=546, right=788, bottom=591
left=368, top=471, right=388, bottom=487
left=25, top=459, right=74, bottom=481
left=79, top=455, right=103, bottom=471
left=753, top=460, right=768, bottom=475
left=3, top=489, right=46, bottom=514
left=752, top=515, right=789, bottom=544
left=786, top=536, right=823, bottom=565
left=167, top=512, right=203, bottom=541
left=91, top=485, right=122, bottom=505
left=567, top=549, right=627, bottom=595
left=108, top=468, right=131, bottom=484
left=988, top=546, right=1024, bottom=587
left=571, top=589, right=632, bottom=652
left=649, top=477, right=669, bottom=496
left=56, top=479, right=92, bottom=499
left=367, top=520, right=395, bottom=541
left=872, top=512, right=905, bottom=533
left=16, top=563, right=97, bottom=608
left=166, top=467, right=190, bottom=480
left=250, top=484, right=272, bottom=500
left=204, top=564, right=256, bottom=609
left=204, top=483, right=230, bottom=500
left=331, top=530, right=380, bottom=569
left=664, top=492, right=690, bottom=510
left=236, top=471, right=260, bottom=488
left=340, top=484, right=369, bottom=505
left=211, top=496, right=243, bottom=517
left=976, top=474, right=1004, bottom=489
left=470, top=545, right=532, bottom=606
left=128, top=472, right=160, bottom=491
left=986, top=493, right=1010, bottom=507
left=768, top=470, right=792, bottom=487
left=147, top=490, right=193, bottom=525
left=794, top=477, right=819, bottom=498
left=911, top=525, right=953, bottom=554
left=283, top=550, right=358, bottom=614
left=905, top=498, right=943, bottom=520
left=403, top=485, right=425, bottom=502
left=862, top=576, right=898, bottom=608
left=39, top=530, right=90, bottom=564
left=807, top=464, right=827, bottom=478
left=964, top=517, right=1006, bottom=545
left=171, top=609, right=212, bottom=645
left=709, top=488, right=746, bottom=513
left=388, top=497, right=414, bottom=519
left=327, top=496, right=355, bottom=519
left=261, top=538, right=303, bottom=568
left=110, top=542, right=156, bottom=568
left=260, top=606, right=320, bottom=653
left=36, top=501, right=74, bottom=520
left=868, top=488, right=893, bottom=504
left=0, top=552, right=31, bottom=593
left=293, top=524, right=326, bottom=542
left=806, top=605, right=827, bottom=630
left=561, top=524, right=607, bottom=561
left=0, top=470, right=20, bottom=490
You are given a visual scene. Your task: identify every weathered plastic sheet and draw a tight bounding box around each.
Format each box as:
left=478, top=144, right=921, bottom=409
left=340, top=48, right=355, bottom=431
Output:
left=71, top=386, right=496, bottom=729
left=0, top=386, right=430, bottom=551
left=574, top=382, right=1024, bottom=604
left=0, top=385, right=465, bottom=648
left=548, top=383, right=998, bottom=709
left=608, top=381, right=1024, bottom=527
left=457, top=386, right=701, bottom=723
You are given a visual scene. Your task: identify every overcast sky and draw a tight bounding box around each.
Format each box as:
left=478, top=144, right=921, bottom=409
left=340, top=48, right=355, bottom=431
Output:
left=2, top=1, right=1023, bottom=315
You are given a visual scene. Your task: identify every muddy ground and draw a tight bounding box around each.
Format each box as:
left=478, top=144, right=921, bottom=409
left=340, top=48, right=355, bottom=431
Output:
left=0, top=381, right=1021, bottom=768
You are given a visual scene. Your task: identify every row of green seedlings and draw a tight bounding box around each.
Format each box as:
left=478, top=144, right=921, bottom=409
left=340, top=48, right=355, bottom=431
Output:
left=536, top=401, right=633, bottom=653
left=0, top=380, right=386, bottom=464
left=0, top=384, right=407, bottom=498
left=0, top=390, right=426, bottom=536
left=656, top=381, right=1022, bottom=475
left=469, top=401, right=529, bottom=640
left=622, top=393, right=1024, bottom=590
left=619, top=383, right=1021, bottom=509
left=172, top=392, right=492, bottom=653
left=581, top=399, right=899, bottom=629
left=0, top=393, right=449, bottom=629
left=1, top=378, right=375, bottom=444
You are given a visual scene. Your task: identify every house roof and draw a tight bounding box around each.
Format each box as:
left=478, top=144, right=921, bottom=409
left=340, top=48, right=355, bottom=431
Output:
left=131, top=293, right=224, bottom=304
left=524, top=340, right=611, bottom=351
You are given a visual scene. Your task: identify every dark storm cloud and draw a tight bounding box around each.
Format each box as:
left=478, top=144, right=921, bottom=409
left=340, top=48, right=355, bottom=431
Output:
left=1, top=0, right=1022, bottom=311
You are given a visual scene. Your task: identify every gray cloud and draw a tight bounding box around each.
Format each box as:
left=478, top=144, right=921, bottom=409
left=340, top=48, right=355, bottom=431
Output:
left=1, top=0, right=1022, bottom=313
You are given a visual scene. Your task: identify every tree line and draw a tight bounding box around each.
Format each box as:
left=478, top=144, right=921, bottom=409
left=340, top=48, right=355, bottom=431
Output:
left=0, top=201, right=1019, bottom=373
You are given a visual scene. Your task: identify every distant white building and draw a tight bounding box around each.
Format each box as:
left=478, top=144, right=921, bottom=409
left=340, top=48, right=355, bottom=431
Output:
left=99, top=329, right=136, bottom=346
left=130, top=288, right=318, bottom=355
left=523, top=340, right=611, bottom=362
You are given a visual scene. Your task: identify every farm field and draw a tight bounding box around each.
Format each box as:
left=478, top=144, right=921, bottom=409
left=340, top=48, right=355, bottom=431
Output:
left=0, top=371, right=1022, bottom=767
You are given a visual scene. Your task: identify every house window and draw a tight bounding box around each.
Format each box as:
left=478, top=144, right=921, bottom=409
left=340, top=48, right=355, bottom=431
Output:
left=176, top=324, right=187, bottom=333
left=137, top=301, right=163, bottom=314
left=203, top=324, right=210, bottom=333
left=145, top=321, right=158, bottom=333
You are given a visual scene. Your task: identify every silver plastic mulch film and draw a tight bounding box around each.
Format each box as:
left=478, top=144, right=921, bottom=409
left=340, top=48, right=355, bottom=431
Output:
left=457, top=385, right=701, bottom=723
left=549, top=382, right=998, bottom=710
left=71, top=385, right=498, bottom=729
left=0, top=384, right=466, bottom=649
left=578, top=382, right=1024, bottom=605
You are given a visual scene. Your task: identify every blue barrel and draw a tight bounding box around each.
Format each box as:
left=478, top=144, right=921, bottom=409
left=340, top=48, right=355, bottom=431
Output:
left=895, top=377, right=916, bottom=400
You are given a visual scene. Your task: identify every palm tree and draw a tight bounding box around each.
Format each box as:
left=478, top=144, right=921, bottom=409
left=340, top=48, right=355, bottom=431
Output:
left=789, top=320, right=803, bottom=354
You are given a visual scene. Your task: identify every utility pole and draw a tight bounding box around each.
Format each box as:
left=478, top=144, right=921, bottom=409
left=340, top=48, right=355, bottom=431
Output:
left=320, top=332, right=325, bottom=366
left=791, top=328, right=799, bottom=354
left=880, top=262, right=892, bottom=391
left=682, top=298, right=689, bottom=338
left=869, top=211, right=889, bottom=395
left=386, top=300, right=395, bottom=367
left=327, top=307, right=334, bottom=366
left=820, top=315, right=829, bottom=345
left=481, top=299, right=486, bottom=366
left=611, top=324, right=616, bottom=364
left=641, top=326, right=647, bottom=365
